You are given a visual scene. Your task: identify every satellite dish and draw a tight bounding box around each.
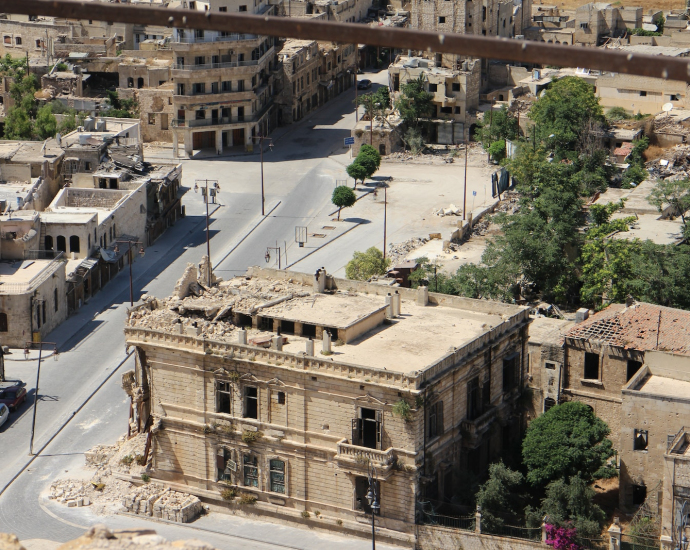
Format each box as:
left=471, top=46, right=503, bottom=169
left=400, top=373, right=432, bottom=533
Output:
left=662, top=102, right=674, bottom=112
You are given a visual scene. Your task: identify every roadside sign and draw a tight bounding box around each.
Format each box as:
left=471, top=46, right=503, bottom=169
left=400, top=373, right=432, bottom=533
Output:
left=472, top=190, right=477, bottom=196
left=344, top=137, right=355, bottom=146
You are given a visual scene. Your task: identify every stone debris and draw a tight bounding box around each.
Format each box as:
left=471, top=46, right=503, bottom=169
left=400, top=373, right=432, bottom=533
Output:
left=128, top=273, right=313, bottom=343
left=387, top=237, right=429, bottom=264
left=48, top=433, right=202, bottom=523
left=432, top=204, right=462, bottom=217
left=1, top=524, right=220, bottom=550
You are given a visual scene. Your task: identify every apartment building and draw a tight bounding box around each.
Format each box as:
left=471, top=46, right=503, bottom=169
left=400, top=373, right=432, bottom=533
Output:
left=276, top=39, right=320, bottom=125
left=123, top=266, right=530, bottom=545
left=170, top=0, right=278, bottom=157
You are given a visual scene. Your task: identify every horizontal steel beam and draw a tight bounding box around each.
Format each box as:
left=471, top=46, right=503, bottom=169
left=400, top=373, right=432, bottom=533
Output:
left=5, top=0, right=690, bottom=81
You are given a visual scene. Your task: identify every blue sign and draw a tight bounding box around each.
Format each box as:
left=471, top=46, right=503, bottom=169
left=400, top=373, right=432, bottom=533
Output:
left=472, top=190, right=477, bottom=196
left=344, top=137, right=355, bottom=146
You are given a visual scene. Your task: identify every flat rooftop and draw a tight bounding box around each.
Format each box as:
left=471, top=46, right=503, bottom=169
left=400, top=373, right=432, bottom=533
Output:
left=636, top=374, right=690, bottom=400
left=40, top=211, right=97, bottom=224
left=127, top=271, right=523, bottom=374
left=0, top=259, right=56, bottom=288
left=528, top=316, right=575, bottom=345
left=611, top=213, right=683, bottom=245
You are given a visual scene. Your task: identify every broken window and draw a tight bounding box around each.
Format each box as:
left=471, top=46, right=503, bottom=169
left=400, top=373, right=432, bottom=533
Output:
left=634, top=429, right=648, bottom=451
left=467, top=376, right=480, bottom=420
left=269, top=459, right=285, bottom=493
left=217, top=381, right=232, bottom=414
left=428, top=401, right=444, bottom=438
left=217, top=448, right=235, bottom=481
left=355, top=476, right=380, bottom=514
left=243, top=454, right=259, bottom=487
left=632, top=484, right=646, bottom=505
left=584, top=352, right=599, bottom=379
left=545, top=362, right=556, bottom=370
left=302, top=323, right=316, bottom=338
left=503, top=353, right=518, bottom=392
left=544, top=397, right=556, bottom=412
left=428, top=83, right=438, bottom=92
left=244, top=386, right=258, bottom=419
left=277, top=391, right=285, bottom=405
left=627, top=360, right=642, bottom=382
left=352, top=408, right=382, bottom=449
left=280, top=320, right=294, bottom=334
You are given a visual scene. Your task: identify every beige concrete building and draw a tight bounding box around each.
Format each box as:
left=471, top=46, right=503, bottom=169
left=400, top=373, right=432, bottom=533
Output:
left=620, top=352, right=690, bottom=511
left=317, top=42, right=357, bottom=105
left=389, top=55, right=480, bottom=143
left=123, top=266, right=530, bottom=545
left=276, top=39, right=321, bottom=125
left=170, top=0, right=278, bottom=156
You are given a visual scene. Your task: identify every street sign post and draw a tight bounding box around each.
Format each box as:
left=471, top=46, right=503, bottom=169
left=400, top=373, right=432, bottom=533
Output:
left=344, top=136, right=355, bottom=158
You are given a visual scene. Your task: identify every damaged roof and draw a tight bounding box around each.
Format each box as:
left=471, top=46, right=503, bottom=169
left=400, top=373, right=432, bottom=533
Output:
left=566, top=302, right=690, bottom=355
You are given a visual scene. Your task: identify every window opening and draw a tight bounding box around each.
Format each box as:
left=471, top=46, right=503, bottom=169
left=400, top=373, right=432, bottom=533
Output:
left=269, top=459, right=285, bottom=493
left=244, top=386, right=258, bottom=419
left=634, top=429, right=648, bottom=451
left=584, top=352, right=599, bottom=379
left=218, top=381, right=231, bottom=414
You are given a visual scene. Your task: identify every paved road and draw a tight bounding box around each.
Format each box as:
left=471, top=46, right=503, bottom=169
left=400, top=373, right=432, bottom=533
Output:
left=0, top=70, right=404, bottom=549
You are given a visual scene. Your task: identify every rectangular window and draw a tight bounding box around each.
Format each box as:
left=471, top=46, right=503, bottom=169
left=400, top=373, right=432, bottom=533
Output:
left=195, top=56, right=204, bottom=66
left=627, top=360, right=642, bottom=381
left=452, top=83, right=460, bottom=92
left=218, top=381, right=231, bottom=414
left=640, top=91, right=647, bottom=97
left=545, top=362, right=556, bottom=370
left=467, top=376, right=479, bottom=420
left=239, top=5, right=247, bottom=10
left=428, top=401, right=444, bottom=438
left=222, top=80, right=232, bottom=92
left=195, top=110, right=205, bottom=120
left=503, top=354, right=518, bottom=392
left=244, top=386, right=258, bottom=418
left=243, top=454, right=259, bottom=487
left=219, top=6, right=227, bottom=11
left=148, top=113, right=156, bottom=125
left=237, top=80, right=245, bottom=92
left=584, top=352, right=599, bottom=380
left=429, top=83, right=438, bottom=92
left=217, top=448, right=235, bottom=481
left=211, top=82, right=219, bottom=93
left=634, top=429, right=648, bottom=451
left=269, top=459, right=285, bottom=493
left=352, top=408, right=382, bottom=449
left=277, top=391, right=285, bottom=405
left=439, top=16, right=446, bottom=23
left=192, top=82, right=205, bottom=94
left=4, top=36, right=11, bottom=45
left=177, top=83, right=185, bottom=95
left=15, top=37, right=22, bottom=45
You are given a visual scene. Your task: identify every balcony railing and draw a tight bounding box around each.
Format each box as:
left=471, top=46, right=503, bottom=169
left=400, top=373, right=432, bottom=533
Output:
left=174, top=32, right=258, bottom=44
left=461, top=406, right=497, bottom=442
left=336, top=439, right=395, bottom=467
left=171, top=99, right=273, bottom=128
left=173, top=59, right=260, bottom=70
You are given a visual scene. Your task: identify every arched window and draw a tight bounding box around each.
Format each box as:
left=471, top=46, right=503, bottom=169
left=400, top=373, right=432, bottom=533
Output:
left=137, top=77, right=144, bottom=89
left=69, top=235, right=80, bottom=253
left=544, top=397, right=556, bottom=412
left=127, top=77, right=134, bottom=88
left=45, top=235, right=53, bottom=250
left=0, top=312, right=8, bottom=332
left=56, top=235, right=66, bottom=252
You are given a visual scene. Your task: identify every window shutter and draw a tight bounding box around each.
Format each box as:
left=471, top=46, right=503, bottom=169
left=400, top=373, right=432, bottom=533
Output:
left=437, top=401, right=444, bottom=435
left=376, top=410, right=383, bottom=450
left=216, top=449, right=226, bottom=470
left=352, top=418, right=361, bottom=445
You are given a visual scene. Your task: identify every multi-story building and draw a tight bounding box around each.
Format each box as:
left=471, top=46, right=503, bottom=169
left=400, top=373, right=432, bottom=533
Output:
left=276, top=39, right=320, bottom=125
left=123, top=266, right=530, bottom=545
left=170, top=0, right=278, bottom=157
left=388, top=55, right=480, bottom=143
left=318, top=42, right=357, bottom=105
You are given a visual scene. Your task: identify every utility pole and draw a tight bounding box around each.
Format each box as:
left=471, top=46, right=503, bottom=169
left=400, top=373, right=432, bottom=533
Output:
left=113, top=239, right=145, bottom=306
left=256, top=135, right=273, bottom=216
left=194, top=179, right=219, bottom=286
left=354, top=64, right=358, bottom=122
left=383, top=185, right=387, bottom=260
left=463, top=140, right=468, bottom=221
left=27, top=342, right=58, bottom=456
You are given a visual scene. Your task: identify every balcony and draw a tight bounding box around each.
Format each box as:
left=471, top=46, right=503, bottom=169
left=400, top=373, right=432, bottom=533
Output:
left=174, top=32, right=259, bottom=44
left=173, top=59, right=260, bottom=71
left=335, top=439, right=395, bottom=477
left=171, top=99, right=273, bottom=128
left=460, top=406, right=497, bottom=447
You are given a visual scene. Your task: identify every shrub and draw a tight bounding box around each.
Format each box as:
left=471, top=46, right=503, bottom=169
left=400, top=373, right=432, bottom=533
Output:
left=301, top=510, right=311, bottom=518
left=345, top=247, right=390, bottom=281
left=141, top=474, right=151, bottom=483
left=120, top=455, right=134, bottom=465
left=332, top=185, right=357, bottom=220
left=392, top=399, right=412, bottom=421
left=241, top=429, right=263, bottom=444
left=221, top=487, right=237, bottom=501
left=135, top=454, right=147, bottom=466
left=238, top=493, right=257, bottom=505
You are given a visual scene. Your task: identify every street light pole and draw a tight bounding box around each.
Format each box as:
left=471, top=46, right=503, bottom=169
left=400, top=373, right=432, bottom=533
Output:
left=113, top=239, right=145, bottom=306
left=463, top=140, right=468, bottom=221
left=382, top=185, right=387, bottom=261
left=27, top=341, right=58, bottom=456
left=366, top=462, right=380, bottom=550
left=256, top=136, right=273, bottom=216
left=194, top=179, right=219, bottom=287
left=354, top=64, right=358, bottom=122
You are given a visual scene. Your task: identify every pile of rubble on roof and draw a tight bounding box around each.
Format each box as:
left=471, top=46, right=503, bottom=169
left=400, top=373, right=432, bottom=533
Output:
left=387, top=237, right=429, bottom=264
left=127, top=256, right=311, bottom=342
left=646, top=144, right=690, bottom=180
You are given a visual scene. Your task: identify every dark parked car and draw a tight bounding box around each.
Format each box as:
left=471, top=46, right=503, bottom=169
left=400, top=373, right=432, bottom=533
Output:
left=357, top=79, right=372, bottom=90
left=0, top=382, right=26, bottom=411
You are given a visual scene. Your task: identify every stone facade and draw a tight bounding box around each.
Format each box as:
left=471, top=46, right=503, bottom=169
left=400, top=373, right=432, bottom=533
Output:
left=276, top=40, right=321, bottom=125
left=661, top=429, right=690, bottom=549
left=124, top=267, right=530, bottom=545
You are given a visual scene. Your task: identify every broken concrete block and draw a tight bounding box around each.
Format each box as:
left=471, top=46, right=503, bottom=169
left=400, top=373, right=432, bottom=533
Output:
left=67, top=500, right=77, bottom=507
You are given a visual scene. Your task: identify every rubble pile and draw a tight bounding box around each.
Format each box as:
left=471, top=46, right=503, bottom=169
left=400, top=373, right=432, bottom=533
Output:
left=494, top=194, right=520, bottom=214
left=472, top=218, right=491, bottom=236
left=432, top=204, right=462, bottom=217
left=48, top=434, right=203, bottom=523
left=646, top=145, right=690, bottom=180
left=387, top=237, right=429, bottom=264
left=128, top=265, right=313, bottom=343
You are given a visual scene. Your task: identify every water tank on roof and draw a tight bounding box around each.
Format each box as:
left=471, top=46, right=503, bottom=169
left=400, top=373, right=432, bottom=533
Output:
left=78, top=133, right=92, bottom=145
left=83, top=116, right=95, bottom=132
left=418, top=59, right=429, bottom=68
left=462, top=60, right=469, bottom=71
left=95, top=119, right=106, bottom=132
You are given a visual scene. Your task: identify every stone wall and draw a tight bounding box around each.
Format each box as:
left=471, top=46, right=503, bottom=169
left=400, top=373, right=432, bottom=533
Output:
left=417, top=525, right=545, bottom=550
left=137, top=87, right=174, bottom=143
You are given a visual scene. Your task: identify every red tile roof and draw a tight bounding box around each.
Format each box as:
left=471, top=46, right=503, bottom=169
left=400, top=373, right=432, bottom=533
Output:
left=566, top=302, right=690, bottom=356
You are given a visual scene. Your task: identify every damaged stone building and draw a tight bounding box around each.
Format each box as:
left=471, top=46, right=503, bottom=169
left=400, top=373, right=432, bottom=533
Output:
left=123, top=266, right=530, bottom=545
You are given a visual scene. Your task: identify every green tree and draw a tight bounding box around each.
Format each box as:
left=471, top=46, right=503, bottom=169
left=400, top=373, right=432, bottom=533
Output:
left=34, top=103, right=57, bottom=139
left=331, top=185, right=357, bottom=220
left=395, top=74, right=433, bottom=131
left=10, top=74, right=39, bottom=117
left=356, top=144, right=381, bottom=180
left=475, top=462, right=525, bottom=533
left=4, top=106, right=32, bottom=140
left=522, top=402, right=615, bottom=487
left=647, top=178, right=690, bottom=226
left=526, top=477, right=606, bottom=539
left=346, top=161, right=368, bottom=187
left=529, top=76, right=604, bottom=155
left=488, top=139, right=507, bottom=163
left=475, top=106, right=518, bottom=147
left=104, top=90, right=138, bottom=118
left=345, top=247, right=390, bottom=280
left=0, top=54, right=28, bottom=76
